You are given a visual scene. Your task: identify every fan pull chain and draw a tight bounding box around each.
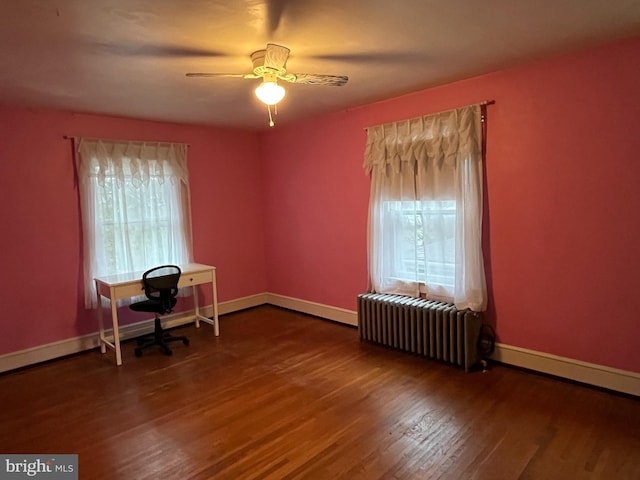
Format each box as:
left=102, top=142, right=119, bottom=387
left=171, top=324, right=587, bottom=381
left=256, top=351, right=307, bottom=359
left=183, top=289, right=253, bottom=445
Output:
left=266, top=104, right=280, bottom=127
left=267, top=105, right=275, bottom=127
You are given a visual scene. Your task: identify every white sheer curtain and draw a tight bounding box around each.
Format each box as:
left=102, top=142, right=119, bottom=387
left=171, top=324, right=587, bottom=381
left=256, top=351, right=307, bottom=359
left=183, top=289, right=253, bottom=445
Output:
left=75, top=138, right=193, bottom=308
left=364, top=105, right=487, bottom=311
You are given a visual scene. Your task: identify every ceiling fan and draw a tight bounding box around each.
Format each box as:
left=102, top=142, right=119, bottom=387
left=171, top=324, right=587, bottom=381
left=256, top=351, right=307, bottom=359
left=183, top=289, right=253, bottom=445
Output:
left=186, top=43, right=348, bottom=126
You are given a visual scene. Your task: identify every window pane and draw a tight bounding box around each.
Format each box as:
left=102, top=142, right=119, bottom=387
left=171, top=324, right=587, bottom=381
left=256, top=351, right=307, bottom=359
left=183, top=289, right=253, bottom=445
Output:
left=93, top=175, right=187, bottom=275
left=382, top=200, right=455, bottom=290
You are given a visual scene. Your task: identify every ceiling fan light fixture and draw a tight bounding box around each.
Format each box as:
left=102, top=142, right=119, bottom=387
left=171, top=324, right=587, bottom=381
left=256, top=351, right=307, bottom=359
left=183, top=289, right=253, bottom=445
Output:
left=186, top=43, right=348, bottom=126
left=255, top=81, right=285, bottom=105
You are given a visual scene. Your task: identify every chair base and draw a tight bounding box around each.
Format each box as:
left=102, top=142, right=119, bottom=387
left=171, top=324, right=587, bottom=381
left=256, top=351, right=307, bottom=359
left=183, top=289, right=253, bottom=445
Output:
left=134, top=317, right=189, bottom=357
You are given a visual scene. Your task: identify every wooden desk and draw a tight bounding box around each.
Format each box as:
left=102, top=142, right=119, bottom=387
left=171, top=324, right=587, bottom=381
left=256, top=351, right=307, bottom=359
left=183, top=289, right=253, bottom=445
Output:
left=94, top=263, right=219, bottom=365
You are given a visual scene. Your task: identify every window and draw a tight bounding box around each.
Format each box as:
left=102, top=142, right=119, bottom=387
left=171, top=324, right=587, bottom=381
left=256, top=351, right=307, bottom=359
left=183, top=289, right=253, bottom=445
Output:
left=95, top=172, right=187, bottom=273
left=364, top=104, right=487, bottom=311
left=75, top=138, right=192, bottom=308
left=383, top=200, right=456, bottom=290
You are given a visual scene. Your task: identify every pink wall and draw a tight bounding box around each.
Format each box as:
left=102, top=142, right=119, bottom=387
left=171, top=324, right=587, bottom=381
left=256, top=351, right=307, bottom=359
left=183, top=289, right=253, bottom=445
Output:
left=261, top=115, right=370, bottom=309
left=261, top=37, right=640, bottom=373
left=0, top=108, right=267, bottom=355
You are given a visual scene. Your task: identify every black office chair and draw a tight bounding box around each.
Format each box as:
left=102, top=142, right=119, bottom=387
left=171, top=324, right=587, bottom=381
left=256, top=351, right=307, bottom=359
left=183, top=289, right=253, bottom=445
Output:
left=129, top=265, right=189, bottom=357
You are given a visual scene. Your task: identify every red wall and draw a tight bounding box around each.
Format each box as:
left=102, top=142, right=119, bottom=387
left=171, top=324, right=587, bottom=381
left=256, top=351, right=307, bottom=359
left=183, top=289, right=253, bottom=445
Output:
left=0, top=108, right=267, bottom=354
left=261, top=37, right=640, bottom=373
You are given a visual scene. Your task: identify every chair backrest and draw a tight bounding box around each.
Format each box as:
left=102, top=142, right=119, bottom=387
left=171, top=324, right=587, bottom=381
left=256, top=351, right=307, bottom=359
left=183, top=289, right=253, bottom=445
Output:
left=142, top=265, right=181, bottom=314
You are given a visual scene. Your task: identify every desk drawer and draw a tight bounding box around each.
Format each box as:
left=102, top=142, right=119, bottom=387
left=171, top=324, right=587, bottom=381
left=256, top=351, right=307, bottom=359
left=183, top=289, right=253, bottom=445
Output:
left=112, top=282, right=144, bottom=299
left=179, top=270, right=213, bottom=287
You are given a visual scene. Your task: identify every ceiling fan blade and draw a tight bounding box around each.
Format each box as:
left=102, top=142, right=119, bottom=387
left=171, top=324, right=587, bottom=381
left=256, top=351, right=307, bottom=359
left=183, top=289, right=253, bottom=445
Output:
left=266, top=0, right=287, bottom=34
left=310, top=52, right=429, bottom=64
left=264, top=43, right=290, bottom=70
left=288, top=73, right=349, bottom=86
left=94, top=42, right=226, bottom=58
left=186, top=73, right=258, bottom=79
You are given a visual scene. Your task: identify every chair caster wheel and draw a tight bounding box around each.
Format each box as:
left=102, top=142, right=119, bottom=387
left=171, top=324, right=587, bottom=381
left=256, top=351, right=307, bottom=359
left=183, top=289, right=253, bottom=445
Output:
left=183, top=338, right=190, bottom=346
left=134, top=348, right=143, bottom=358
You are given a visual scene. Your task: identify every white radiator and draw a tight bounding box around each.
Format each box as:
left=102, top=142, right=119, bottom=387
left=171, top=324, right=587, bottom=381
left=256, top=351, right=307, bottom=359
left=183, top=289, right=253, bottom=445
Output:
left=357, top=293, right=483, bottom=372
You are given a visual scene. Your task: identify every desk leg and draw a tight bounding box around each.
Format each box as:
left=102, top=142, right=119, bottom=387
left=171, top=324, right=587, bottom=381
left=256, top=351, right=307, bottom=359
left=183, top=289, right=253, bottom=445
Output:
left=212, top=269, right=219, bottom=336
left=193, top=286, right=201, bottom=328
left=110, top=288, right=123, bottom=366
left=95, top=289, right=107, bottom=355
left=193, top=275, right=218, bottom=335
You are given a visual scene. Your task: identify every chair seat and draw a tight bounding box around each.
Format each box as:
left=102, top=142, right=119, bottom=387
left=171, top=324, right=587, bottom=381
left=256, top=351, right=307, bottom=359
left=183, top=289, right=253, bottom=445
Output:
left=130, top=297, right=177, bottom=314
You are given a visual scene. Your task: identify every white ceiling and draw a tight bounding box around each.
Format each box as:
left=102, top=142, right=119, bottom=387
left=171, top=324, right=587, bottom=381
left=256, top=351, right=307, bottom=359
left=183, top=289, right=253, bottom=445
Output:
left=1, top=0, right=639, bottom=130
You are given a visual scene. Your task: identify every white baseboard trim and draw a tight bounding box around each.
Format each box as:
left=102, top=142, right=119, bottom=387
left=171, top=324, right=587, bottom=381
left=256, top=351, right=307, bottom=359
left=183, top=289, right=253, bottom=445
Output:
left=265, top=293, right=358, bottom=327
left=217, top=293, right=269, bottom=315
left=0, top=333, right=100, bottom=375
left=0, top=294, right=268, bottom=374
left=2, top=294, right=638, bottom=397
left=491, top=343, right=640, bottom=397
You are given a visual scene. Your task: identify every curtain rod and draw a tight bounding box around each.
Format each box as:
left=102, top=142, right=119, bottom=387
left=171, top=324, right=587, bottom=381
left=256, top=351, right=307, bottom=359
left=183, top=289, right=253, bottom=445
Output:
left=62, top=135, right=190, bottom=147
left=364, top=99, right=495, bottom=131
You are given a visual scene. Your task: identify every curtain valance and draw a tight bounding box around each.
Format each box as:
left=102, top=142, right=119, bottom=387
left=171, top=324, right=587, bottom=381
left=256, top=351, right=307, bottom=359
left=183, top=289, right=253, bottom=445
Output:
left=363, top=105, right=482, bottom=175
left=75, top=138, right=189, bottom=187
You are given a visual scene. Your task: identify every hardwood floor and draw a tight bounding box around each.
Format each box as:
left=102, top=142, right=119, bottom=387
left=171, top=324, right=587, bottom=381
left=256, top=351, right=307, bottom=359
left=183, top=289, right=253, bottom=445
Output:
left=1, top=305, right=639, bottom=479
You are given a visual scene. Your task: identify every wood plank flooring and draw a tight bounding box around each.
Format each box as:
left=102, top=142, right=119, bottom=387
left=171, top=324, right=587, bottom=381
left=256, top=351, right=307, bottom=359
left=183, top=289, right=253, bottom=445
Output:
left=1, top=305, right=639, bottom=479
